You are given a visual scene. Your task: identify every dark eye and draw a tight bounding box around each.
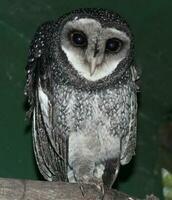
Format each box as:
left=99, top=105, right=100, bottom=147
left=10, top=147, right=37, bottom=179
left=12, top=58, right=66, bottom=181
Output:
left=105, top=38, right=123, bottom=53
left=70, top=31, right=87, bottom=47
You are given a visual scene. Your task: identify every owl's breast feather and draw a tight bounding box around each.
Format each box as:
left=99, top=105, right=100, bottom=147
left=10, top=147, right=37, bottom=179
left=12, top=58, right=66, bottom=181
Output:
left=54, top=84, right=133, bottom=162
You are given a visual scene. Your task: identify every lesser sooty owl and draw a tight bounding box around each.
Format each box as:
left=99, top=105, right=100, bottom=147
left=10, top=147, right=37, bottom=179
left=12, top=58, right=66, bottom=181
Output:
left=25, top=8, right=140, bottom=193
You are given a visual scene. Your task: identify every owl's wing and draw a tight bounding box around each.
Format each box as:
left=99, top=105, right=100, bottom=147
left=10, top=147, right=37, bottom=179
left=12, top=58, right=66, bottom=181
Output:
left=120, top=90, right=137, bottom=165
left=25, top=22, right=68, bottom=181
left=120, top=65, right=139, bottom=165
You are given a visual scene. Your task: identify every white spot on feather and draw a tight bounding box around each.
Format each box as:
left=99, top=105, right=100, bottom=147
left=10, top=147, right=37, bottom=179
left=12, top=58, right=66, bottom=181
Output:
left=38, top=84, right=49, bottom=117
left=33, top=109, right=37, bottom=141
left=38, top=83, right=51, bottom=131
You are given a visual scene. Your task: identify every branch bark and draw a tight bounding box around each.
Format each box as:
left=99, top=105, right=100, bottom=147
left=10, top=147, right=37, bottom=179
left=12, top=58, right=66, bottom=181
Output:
left=0, top=177, right=158, bottom=200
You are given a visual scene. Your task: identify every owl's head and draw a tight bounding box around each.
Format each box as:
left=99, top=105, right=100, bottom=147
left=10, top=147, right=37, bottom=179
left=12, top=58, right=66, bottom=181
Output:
left=57, top=8, right=134, bottom=85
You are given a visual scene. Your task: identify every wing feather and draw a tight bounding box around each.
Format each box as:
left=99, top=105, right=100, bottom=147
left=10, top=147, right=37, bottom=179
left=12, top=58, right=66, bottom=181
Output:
left=25, top=22, right=68, bottom=181
left=120, top=91, right=137, bottom=165
left=120, top=65, right=140, bottom=165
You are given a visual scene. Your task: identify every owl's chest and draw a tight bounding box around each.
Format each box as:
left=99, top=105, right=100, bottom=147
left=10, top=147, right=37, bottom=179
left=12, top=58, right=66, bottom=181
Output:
left=54, top=85, right=132, bottom=137
left=54, top=85, right=132, bottom=160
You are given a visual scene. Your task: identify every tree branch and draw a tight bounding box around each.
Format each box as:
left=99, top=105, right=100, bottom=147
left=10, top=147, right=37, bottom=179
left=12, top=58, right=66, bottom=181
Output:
left=0, top=177, right=159, bottom=200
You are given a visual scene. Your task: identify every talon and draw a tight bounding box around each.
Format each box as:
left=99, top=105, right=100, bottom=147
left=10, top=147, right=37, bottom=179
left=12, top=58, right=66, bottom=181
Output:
left=80, top=184, right=85, bottom=197
left=95, top=182, right=104, bottom=195
left=75, top=174, right=104, bottom=199
left=87, top=178, right=105, bottom=197
left=78, top=181, right=86, bottom=197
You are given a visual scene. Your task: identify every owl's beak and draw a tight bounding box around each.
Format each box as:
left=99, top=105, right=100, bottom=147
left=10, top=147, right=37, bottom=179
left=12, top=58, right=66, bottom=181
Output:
left=90, top=58, right=97, bottom=76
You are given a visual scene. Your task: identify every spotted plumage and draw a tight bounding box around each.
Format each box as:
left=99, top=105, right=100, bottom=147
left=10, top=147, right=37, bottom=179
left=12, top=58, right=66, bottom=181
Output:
left=25, top=8, right=140, bottom=192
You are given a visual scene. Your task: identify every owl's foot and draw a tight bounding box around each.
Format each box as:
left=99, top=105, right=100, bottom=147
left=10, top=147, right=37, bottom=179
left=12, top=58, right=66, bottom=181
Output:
left=78, top=177, right=104, bottom=200
left=87, top=177, right=104, bottom=195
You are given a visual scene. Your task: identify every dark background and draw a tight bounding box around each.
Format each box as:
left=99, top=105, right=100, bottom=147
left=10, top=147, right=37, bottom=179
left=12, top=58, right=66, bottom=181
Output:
left=1, top=0, right=172, bottom=198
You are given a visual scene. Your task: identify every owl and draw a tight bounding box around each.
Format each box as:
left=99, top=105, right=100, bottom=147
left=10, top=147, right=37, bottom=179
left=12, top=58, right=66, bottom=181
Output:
left=25, top=8, right=139, bottom=195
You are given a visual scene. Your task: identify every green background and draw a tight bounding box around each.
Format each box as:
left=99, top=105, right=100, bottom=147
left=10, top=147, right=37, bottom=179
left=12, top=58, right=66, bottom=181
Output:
left=1, top=0, right=172, bottom=199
